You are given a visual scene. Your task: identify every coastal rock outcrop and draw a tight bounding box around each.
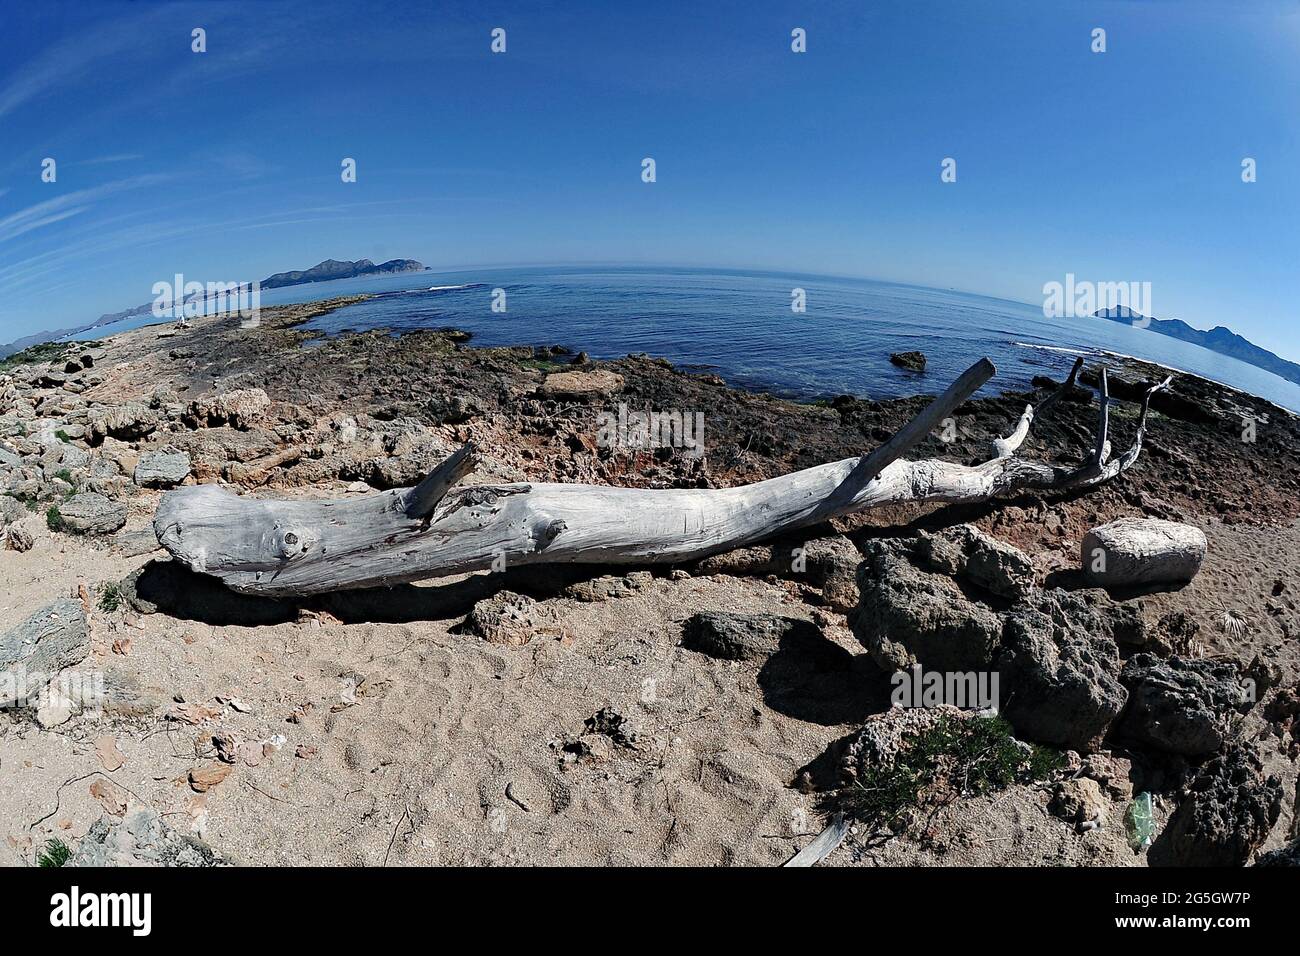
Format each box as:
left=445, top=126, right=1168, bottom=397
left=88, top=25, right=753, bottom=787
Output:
left=185, top=387, right=270, bottom=429
left=889, top=350, right=926, bottom=372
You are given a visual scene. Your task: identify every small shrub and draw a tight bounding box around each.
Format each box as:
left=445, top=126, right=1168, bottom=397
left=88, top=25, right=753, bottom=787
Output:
left=37, top=838, right=71, bottom=867
left=46, top=505, right=64, bottom=532
left=97, top=581, right=123, bottom=614
left=54, top=467, right=75, bottom=487
left=54, top=429, right=71, bottom=443
left=832, top=714, right=1063, bottom=832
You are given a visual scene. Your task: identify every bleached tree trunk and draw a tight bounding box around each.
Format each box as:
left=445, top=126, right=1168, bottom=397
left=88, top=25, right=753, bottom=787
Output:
left=154, top=358, right=1170, bottom=596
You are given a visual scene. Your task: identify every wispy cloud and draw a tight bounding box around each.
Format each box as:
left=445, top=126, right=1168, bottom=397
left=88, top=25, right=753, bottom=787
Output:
left=0, top=174, right=174, bottom=245
left=0, top=9, right=165, bottom=121
left=72, top=153, right=146, bottom=167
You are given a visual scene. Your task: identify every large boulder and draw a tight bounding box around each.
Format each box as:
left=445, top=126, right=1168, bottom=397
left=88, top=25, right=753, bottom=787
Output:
left=996, top=589, right=1128, bottom=752
left=0, top=599, right=90, bottom=707
left=134, top=450, right=192, bottom=488
left=88, top=402, right=157, bottom=442
left=57, top=492, right=127, bottom=534
left=852, top=538, right=1004, bottom=672
left=1149, top=742, right=1283, bottom=867
left=1116, top=654, right=1250, bottom=756
left=1082, top=517, right=1206, bottom=588
left=186, top=388, right=270, bottom=429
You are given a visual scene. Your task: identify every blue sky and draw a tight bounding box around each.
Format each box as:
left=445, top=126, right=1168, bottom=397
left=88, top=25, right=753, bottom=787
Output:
left=1, top=0, right=1297, bottom=357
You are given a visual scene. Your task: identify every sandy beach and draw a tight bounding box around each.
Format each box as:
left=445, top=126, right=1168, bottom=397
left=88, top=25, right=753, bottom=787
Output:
left=1, top=298, right=1297, bottom=867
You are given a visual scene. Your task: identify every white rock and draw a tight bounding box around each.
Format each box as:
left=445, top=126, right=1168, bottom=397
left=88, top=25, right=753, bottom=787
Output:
left=1082, top=517, right=1207, bottom=588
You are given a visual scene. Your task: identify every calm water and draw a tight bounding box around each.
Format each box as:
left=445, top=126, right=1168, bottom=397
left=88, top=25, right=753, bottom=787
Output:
left=91, top=266, right=1300, bottom=411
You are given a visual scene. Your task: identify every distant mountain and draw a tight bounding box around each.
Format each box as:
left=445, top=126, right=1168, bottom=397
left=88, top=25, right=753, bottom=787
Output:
left=261, top=258, right=424, bottom=289
left=1094, top=306, right=1300, bottom=388
left=0, top=324, right=87, bottom=358
left=0, top=257, right=426, bottom=357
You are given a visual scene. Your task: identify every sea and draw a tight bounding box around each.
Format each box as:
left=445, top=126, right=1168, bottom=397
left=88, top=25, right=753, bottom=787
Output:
left=82, top=266, right=1300, bottom=412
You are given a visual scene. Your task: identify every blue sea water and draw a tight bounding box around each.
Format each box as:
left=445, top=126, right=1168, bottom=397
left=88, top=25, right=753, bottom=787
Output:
left=91, top=266, right=1300, bottom=412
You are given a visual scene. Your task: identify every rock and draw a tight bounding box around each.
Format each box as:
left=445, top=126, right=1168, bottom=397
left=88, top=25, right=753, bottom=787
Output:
left=1032, top=374, right=1092, bottom=404
left=4, top=521, right=34, bottom=552
left=915, top=524, right=1036, bottom=600
left=852, top=538, right=1004, bottom=672
left=1255, top=839, right=1300, bottom=866
left=88, top=401, right=157, bottom=442
left=835, top=706, right=977, bottom=787
left=889, top=350, right=926, bottom=372
left=539, top=369, right=624, bottom=399
left=560, top=571, right=653, bottom=602
left=1080, top=370, right=1216, bottom=424
left=188, top=763, right=233, bottom=792
left=0, top=599, right=90, bottom=707
left=1082, top=517, right=1207, bottom=588
left=112, top=526, right=162, bottom=558
left=1117, top=654, right=1251, bottom=756
left=133, top=450, right=192, bottom=488
left=583, top=707, right=638, bottom=748
left=58, top=492, right=127, bottom=534
left=1049, top=778, right=1108, bottom=831
left=1081, top=752, right=1134, bottom=801
left=797, top=535, right=862, bottom=612
left=66, top=808, right=229, bottom=867
left=459, top=590, right=567, bottom=646
left=1149, top=742, right=1282, bottom=867
left=681, top=611, right=829, bottom=662
left=997, top=589, right=1128, bottom=752
left=186, top=387, right=271, bottom=429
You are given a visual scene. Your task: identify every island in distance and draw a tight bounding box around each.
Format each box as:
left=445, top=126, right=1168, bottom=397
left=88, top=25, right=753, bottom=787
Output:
left=260, top=257, right=425, bottom=289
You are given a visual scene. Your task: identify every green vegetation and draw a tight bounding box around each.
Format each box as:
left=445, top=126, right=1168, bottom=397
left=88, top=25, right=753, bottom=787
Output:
left=36, top=837, right=71, bottom=867
left=0, top=340, right=69, bottom=373
left=834, top=714, right=1064, bottom=832
left=3, top=491, right=38, bottom=513
left=45, top=505, right=64, bottom=532
left=53, top=468, right=75, bottom=487
left=54, top=429, right=71, bottom=443
left=97, top=581, right=123, bottom=614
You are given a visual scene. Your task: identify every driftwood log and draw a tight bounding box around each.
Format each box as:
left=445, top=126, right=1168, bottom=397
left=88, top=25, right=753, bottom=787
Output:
left=153, top=358, right=1171, bottom=596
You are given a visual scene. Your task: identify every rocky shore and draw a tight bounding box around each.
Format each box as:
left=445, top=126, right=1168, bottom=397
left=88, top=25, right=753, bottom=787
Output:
left=1, top=296, right=1297, bottom=866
